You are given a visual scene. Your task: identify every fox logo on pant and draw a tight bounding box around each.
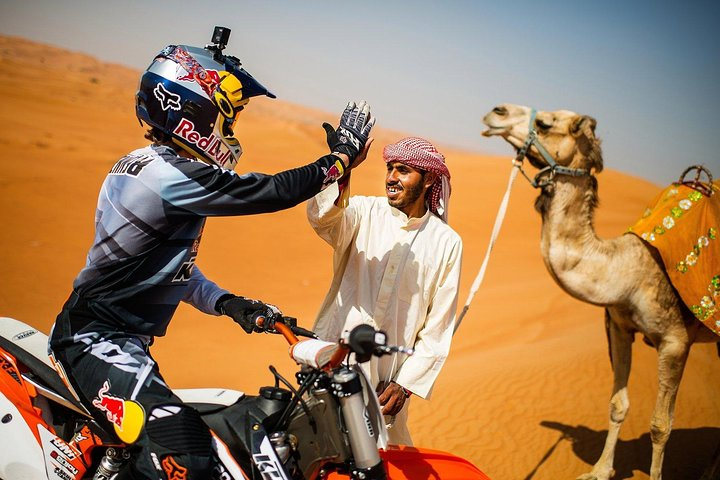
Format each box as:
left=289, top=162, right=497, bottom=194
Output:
left=162, top=456, right=188, bottom=480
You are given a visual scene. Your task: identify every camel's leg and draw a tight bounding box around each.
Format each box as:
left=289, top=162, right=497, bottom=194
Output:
left=648, top=338, right=690, bottom=480
left=578, top=318, right=633, bottom=480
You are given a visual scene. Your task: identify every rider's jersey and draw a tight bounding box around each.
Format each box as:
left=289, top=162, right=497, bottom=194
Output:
left=70, top=144, right=343, bottom=337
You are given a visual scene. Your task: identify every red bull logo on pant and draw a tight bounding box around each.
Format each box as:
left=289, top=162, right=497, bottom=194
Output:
left=93, top=381, right=125, bottom=427
left=92, top=381, right=145, bottom=443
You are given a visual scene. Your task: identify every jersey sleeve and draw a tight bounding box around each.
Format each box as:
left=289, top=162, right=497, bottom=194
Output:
left=160, top=154, right=345, bottom=217
left=182, top=266, right=229, bottom=316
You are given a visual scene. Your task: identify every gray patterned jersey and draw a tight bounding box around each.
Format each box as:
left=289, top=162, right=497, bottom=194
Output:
left=70, top=144, right=342, bottom=336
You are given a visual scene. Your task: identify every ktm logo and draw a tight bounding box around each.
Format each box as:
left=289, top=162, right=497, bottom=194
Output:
left=162, top=456, right=188, bottom=480
left=173, top=256, right=196, bottom=282
left=253, top=454, right=284, bottom=479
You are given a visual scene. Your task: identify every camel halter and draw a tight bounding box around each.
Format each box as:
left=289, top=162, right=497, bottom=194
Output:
left=514, top=108, right=590, bottom=188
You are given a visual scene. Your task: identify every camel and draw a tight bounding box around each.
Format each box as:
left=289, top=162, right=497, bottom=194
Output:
left=481, top=103, right=720, bottom=480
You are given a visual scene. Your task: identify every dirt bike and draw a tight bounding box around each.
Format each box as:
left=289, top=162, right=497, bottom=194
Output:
left=0, top=314, right=490, bottom=479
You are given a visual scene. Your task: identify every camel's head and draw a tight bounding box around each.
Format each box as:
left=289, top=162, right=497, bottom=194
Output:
left=482, top=104, right=603, bottom=174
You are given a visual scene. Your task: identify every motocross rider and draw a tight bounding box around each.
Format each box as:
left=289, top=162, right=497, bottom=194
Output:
left=48, top=27, right=374, bottom=479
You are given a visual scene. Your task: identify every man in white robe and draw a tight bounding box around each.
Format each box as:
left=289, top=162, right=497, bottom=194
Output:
left=307, top=136, right=463, bottom=445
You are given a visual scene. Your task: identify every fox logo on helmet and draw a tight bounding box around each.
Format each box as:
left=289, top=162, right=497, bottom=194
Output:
left=154, top=83, right=181, bottom=111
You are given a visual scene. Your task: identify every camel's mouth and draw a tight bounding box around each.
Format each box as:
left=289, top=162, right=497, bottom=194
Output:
left=481, top=125, right=507, bottom=137
left=482, top=120, right=524, bottom=149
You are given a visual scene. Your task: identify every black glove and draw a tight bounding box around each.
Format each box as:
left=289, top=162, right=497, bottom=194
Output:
left=216, top=294, right=282, bottom=334
left=323, top=100, right=375, bottom=167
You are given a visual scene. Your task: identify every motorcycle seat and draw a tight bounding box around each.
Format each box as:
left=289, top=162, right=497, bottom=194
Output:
left=175, top=388, right=245, bottom=414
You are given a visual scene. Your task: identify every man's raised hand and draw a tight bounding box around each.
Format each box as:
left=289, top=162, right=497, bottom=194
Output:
left=322, top=100, right=375, bottom=169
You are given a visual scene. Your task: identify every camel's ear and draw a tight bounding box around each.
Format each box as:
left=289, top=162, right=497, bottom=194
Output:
left=570, top=115, right=597, bottom=138
left=572, top=115, right=603, bottom=173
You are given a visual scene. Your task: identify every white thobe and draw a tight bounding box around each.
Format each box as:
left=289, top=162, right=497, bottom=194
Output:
left=307, top=183, right=463, bottom=445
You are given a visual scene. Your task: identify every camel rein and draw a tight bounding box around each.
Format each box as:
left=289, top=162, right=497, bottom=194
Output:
left=514, top=108, right=590, bottom=189
left=454, top=156, right=520, bottom=333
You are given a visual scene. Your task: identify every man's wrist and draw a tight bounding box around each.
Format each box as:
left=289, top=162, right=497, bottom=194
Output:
left=393, top=381, right=411, bottom=398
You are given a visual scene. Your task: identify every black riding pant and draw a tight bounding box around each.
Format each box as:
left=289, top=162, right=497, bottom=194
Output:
left=50, top=298, right=215, bottom=479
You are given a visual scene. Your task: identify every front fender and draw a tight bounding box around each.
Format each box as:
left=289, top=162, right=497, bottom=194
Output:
left=381, top=445, right=491, bottom=480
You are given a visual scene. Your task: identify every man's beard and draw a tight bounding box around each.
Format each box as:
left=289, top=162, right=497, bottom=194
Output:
left=387, top=180, right=424, bottom=211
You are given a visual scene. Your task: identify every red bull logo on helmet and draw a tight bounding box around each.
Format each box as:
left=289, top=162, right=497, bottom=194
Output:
left=177, top=68, right=221, bottom=98
left=169, top=47, right=220, bottom=98
left=173, top=118, right=233, bottom=167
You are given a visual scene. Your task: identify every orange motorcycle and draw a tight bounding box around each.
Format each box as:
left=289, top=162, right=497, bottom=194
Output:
left=0, top=315, right=490, bottom=479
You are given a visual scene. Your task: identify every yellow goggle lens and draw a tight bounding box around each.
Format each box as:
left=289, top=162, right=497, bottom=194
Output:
left=214, top=72, right=249, bottom=117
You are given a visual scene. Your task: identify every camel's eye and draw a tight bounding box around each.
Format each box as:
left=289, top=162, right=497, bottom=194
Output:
left=536, top=118, right=552, bottom=131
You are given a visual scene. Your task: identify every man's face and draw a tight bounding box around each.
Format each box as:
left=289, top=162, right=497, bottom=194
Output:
left=385, top=161, right=427, bottom=215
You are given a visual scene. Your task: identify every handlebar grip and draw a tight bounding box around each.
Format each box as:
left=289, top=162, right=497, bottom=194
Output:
left=274, top=321, right=299, bottom=345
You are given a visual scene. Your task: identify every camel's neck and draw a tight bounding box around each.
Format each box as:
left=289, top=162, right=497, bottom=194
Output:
left=535, top=175, right=623, bottom=305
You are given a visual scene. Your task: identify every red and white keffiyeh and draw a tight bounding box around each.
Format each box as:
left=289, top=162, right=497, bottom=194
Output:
left=383, top=137, right=451, bottom=222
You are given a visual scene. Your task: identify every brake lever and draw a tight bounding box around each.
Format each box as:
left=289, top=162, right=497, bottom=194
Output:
left=253, top=315, right=280, bottom=334
left=256, top=315, right=317, bottom=339
left=291, top=325, right=318, bottom=339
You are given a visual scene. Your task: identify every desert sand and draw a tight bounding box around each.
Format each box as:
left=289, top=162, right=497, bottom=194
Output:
left=1, top=36, right=718, bottom=479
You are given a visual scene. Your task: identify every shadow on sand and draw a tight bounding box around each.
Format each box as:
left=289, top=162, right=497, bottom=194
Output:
left=523, top=421, right=720, bottom=480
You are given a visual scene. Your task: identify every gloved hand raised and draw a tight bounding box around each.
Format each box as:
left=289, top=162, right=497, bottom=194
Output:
left=322, top=100, right=375, bottom=168
left=216, top=294, right=282, bottom=334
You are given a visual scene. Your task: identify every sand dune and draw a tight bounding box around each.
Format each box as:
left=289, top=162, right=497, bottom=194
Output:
left=1, top=36, right=718, bottom=479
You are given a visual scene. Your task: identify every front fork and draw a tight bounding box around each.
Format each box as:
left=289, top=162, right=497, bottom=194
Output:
left=333, top=368, right=386, bottom=480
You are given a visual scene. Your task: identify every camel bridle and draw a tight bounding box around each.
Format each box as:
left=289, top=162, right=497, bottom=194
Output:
left=513, top=108, right=591, bottom=188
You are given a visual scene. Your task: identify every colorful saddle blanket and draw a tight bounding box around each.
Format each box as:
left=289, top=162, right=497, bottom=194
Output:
left=627, top=179, right=720, bottom=336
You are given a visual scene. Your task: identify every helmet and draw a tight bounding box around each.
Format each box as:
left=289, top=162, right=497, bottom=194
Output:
left=135, top=30, right=275, bottom=170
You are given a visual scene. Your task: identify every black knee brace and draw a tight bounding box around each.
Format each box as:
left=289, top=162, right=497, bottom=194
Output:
left=143, top=404, right=215, bottom=479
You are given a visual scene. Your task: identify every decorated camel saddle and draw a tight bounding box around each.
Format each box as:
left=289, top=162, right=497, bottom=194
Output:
left=628, top=165, right=720, bottom=336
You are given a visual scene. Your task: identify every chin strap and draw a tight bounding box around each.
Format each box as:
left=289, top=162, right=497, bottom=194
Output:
left=514, top=108, right=590, bottom=189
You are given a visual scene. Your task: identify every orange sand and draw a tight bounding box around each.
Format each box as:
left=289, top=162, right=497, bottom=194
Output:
left=1, top=36, right=718, bottom=479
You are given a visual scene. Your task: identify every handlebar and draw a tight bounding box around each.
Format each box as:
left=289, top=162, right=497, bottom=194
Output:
left=255, top=316, right=413, bottom=370
left=254, top=314, right=317, bottom=342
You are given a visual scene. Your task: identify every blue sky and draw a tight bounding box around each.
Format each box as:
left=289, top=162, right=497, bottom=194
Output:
left=2, top=0, right=718, bottom=185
